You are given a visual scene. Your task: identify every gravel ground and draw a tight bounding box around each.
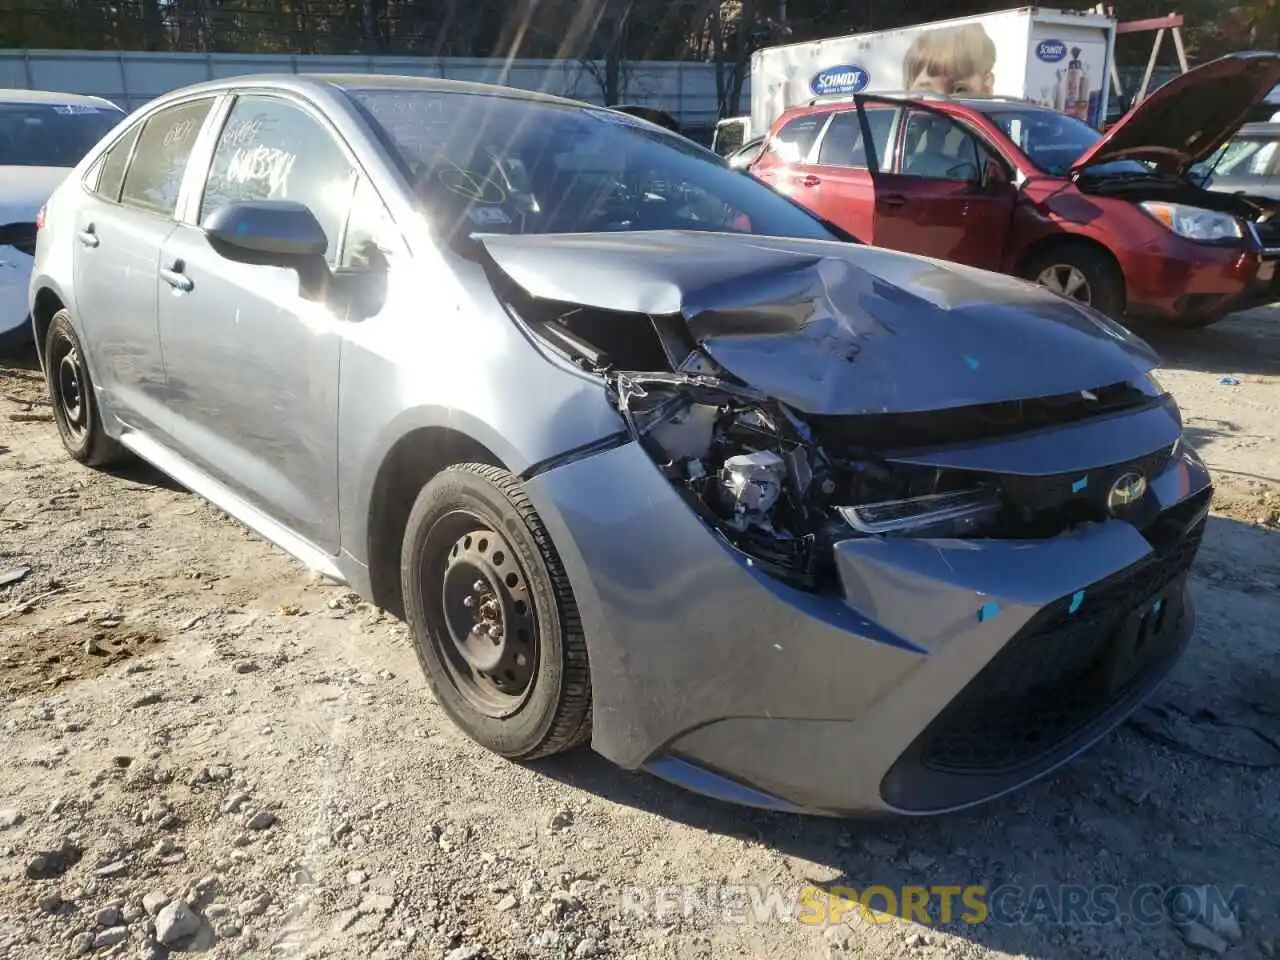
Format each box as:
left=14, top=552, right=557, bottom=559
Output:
left=0, top=309, right=1278, bottom=960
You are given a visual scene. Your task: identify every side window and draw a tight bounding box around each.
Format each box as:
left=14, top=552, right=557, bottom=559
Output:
left=340, top=176, right=404, bottom=270
left=201, top=95, right=355, bottom=266
left=769, top=115, right=826, bottom=163
left=1255, top=141, right=1280, bottom=178
left=92, top=122, right=141, bottom=202
left=120, top=99, right=213, bottom=217
left=816, top=109, right=896, bottom=168
left=899, top=110, right=982, bottom=182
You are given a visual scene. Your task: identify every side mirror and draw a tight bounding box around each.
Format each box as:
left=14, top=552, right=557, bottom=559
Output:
left=202, top=201, right=328, bottom=265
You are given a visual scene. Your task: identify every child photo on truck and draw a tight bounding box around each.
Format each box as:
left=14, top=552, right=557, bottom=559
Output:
left=902, top=23, right=996, bottom=96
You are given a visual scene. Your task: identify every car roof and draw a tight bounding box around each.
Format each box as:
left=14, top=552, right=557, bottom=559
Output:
left=776, top=92, right=1043, bottom=128
left=143, top=73, right=591, bottom=111
left=0, top=88, right=122, bottom=109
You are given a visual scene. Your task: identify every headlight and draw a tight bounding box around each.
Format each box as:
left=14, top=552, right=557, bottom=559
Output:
left=1140, top=202, right=1242, bottom=242
left=837, top=488, right=1001, bottom=537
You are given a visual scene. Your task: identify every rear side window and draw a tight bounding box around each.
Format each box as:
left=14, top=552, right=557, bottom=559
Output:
left=816, top=109, right=896, bottom=168
left=769, top=114, right=826, bottom=163
left=120, top=99, right=213, bottom=217
left=93, top=123, right=141, bottom=201
left=200, top=95, right=356, bottom=267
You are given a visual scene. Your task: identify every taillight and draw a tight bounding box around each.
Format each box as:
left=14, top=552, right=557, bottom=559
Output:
left=35, top=205, right=46, bottom=231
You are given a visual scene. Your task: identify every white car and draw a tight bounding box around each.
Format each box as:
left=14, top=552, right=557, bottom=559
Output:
left=1, top=89, right=124, bottom=349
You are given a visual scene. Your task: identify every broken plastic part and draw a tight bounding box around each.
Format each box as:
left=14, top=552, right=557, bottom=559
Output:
left=837, top=488, right=1001, bottom=536
left=719, top=451, right=787, bottom=517
left=647, top=402, right=719, bottom=462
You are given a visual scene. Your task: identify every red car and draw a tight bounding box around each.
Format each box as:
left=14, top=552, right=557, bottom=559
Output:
left=750, top=52, right=1280, bottom=329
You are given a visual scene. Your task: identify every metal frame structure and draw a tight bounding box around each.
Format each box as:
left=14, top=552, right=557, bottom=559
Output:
left=1104, top=10, right=1189, bottom=109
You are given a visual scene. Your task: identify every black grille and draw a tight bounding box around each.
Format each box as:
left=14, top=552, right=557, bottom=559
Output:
left=810, top=383, right=1153, bottom=451
left=913, top=509, right=1206, bottom=776
left=997, top=443, right=1174, bottom=517
left=1254, top=218, right=1280, bottom=249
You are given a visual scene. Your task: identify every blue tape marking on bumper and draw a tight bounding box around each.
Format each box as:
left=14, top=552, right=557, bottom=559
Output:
left=1153, top=598, right=1163, bottom=614
left=643, top=756, right=804, bottom=813
left=977, top=601, right=1000, bottom=622
left=1072, top=476, right=1089, bottom=493
left=1069, top=590, right=1085, bottom=614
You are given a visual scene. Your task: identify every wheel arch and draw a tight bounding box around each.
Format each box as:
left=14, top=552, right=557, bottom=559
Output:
left=364, top=425, right=507, bottom=620
left=1013, top=234, right=1126, bottom=296
left=30, top=283, right=68, bottom=371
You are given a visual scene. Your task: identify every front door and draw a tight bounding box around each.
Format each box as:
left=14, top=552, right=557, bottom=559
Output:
left=70, top=98, right=214, bottom=435
left=157, top=93, right=358, bottom=554
left=867, top=107, right=1015, bottom=271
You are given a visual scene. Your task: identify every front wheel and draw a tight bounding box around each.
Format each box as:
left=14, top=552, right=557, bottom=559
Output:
left=44, top=309, right=128, bottom=467
left=400, top=462, right=591, bottom=760
left=1022, top=243, right=1126, bottom=319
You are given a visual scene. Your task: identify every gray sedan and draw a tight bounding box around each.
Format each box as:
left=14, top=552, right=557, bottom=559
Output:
left=30, top=74, right=1211, bottom=816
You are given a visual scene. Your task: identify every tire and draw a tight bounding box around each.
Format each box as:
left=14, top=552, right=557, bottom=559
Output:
left=1022, top=242, right=1126, bottom=319
left=400, top=462, right=591, bottom=760
left=43, top=309, right=128, bottom=467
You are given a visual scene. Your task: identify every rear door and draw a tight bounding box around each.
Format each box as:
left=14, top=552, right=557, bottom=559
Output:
left=70, top=97, right=215, bottom=435
left=859, top=102, right=1016, bottom=270
left=748, top=111, right=828, bottom=202
left=800, top=107, right=898, bottom=242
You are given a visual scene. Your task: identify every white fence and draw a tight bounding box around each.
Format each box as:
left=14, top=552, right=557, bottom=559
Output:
left=0, top=49, right=749, bottom=129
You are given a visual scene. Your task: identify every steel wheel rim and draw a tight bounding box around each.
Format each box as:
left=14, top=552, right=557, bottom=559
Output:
left=55, top=344, right=88, bottom=440
left=1037, top=264, right=1092, bottom=304
left=429, top=511, right=538, bottom=717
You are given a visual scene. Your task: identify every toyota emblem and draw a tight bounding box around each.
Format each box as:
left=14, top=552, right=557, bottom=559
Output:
left=1107, top=470, right=1147, bottom=516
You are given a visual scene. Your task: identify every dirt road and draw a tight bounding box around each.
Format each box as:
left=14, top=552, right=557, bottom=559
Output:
left=1, top=310, right=1278, bottom=960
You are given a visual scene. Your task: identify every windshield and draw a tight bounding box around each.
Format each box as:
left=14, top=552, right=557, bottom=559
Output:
left=0, top=102, right=122, bottom=167
left=983, top=107, right=1148, bottom=176
left=1194, top=134, right=1279, bottom=184
left=345, top=89, right=838, bottom=243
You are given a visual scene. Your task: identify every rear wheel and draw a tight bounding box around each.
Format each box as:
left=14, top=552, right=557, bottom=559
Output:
left=1022, top=243, right=1125, bottom=319
left=44, top=310, right=128, bottom=467
left=400, top=462, right=591, bottom=760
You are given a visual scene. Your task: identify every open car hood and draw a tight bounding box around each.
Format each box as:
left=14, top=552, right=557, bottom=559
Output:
left=477, top=230, right=1158, bottom=417
left=1072, top=52, right=1280, bottom=176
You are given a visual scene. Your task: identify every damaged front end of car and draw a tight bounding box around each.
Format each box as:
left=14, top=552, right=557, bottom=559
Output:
left=478, top=230, right=1213, bottom=814
left=480, top=230, right=1175, bottom=592
left=608, top=368, right=1004, bottom=591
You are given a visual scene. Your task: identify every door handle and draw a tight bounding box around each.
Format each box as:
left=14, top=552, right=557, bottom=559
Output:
left=77, top=225, right=99, bottom=248
left=880, top=194, right=909, bottom=208
left=159, top=261, right=193, bottom=293
left=799, top=174, right=821, bottom=187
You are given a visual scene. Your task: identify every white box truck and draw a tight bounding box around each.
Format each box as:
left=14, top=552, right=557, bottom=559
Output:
left=719, top=7, right=1116, bottom=154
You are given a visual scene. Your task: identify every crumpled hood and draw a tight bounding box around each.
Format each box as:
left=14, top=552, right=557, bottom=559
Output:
left=0, top=166, right=69, bottom=224
left=477, top=230, right=1158, bottom=416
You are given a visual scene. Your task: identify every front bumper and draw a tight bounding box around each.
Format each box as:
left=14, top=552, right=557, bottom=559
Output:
left=1126, top=239, right=1280, bottom=322
left=524, top=414, right=1212, bottom=817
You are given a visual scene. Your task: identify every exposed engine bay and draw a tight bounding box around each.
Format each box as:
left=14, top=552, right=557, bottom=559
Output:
left=481, top=229, right=1176, bottom=591
left=1079, top=171, right=1280, bottom=225
left=611, top=369, right=1002, bottom=589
